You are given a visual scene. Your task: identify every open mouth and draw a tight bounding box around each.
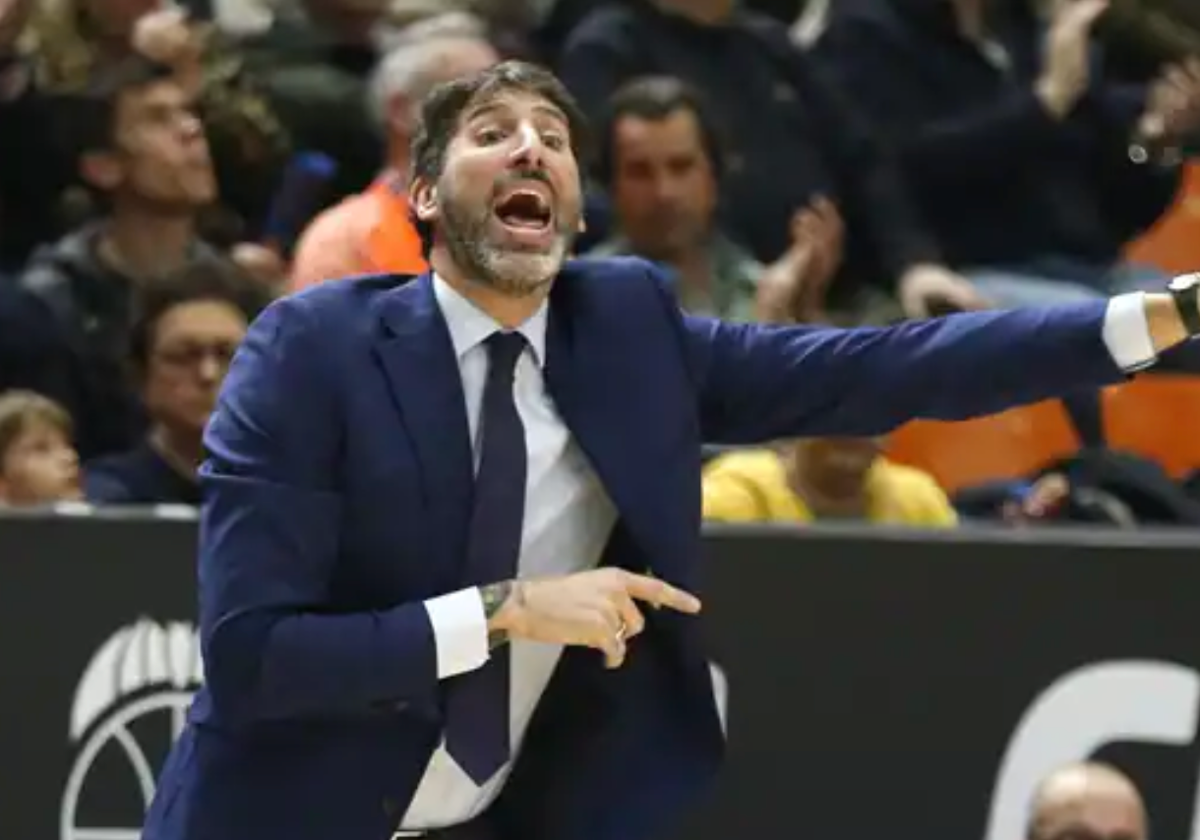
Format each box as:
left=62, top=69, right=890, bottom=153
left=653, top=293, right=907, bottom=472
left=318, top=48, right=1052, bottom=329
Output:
left=493, top=188, right=553, bottom=231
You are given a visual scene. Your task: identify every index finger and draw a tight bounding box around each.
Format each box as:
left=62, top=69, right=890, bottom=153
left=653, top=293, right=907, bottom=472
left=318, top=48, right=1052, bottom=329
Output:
left=621, top=573, right=702, bottom=614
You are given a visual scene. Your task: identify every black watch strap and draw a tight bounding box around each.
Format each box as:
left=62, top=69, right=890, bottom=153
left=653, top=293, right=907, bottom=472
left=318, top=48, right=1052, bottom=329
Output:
left=1168, top=273, right=1200, bottom=336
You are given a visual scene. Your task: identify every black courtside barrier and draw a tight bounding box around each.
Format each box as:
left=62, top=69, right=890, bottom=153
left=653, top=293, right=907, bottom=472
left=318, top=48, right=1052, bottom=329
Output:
left=5, top=511, right=1200, bottom=840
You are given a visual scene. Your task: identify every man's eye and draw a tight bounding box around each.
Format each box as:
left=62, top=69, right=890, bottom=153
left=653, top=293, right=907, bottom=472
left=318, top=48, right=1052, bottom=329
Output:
left=543, top=133, right=567, bottom=150
left=477, top=128, right=505, bottom=144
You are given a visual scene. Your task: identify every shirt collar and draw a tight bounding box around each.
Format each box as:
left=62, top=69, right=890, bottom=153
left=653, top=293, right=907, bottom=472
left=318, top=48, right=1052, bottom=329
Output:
left=431, top=272, right=548, bottom=367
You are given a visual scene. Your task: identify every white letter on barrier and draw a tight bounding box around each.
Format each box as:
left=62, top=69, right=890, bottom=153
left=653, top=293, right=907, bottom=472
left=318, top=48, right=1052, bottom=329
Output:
left=984, top=660, right=1199, bottom=840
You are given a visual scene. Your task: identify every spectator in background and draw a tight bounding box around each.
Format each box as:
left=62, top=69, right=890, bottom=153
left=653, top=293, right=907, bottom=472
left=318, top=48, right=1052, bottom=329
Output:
left=703, top=436, right=958, bottom=526
left=239, top=0, right=391, bottom=202
left=290, top=13, right=498, bottom=290
left=1026, top=762, right=1146, bottom=840
left=86, top=261, right=268, bottom=506
left=697, top=204, right=953, bottom=527
left=230, top=240, right=288, bottom=290
left=953, top=446, right=1200, bottom=526
left=19, top=0, right=290, bottom=243
left=0, top=0, right=79, bottom=270
left=0, top=390, right=82, bottom=507
left=810, top=0, right=1200, bottom=308
left=2, top=57, right=235, bottom=461
left=559, top=0, right=988, bottom=321
left=590, top=75, right=853, bottom=323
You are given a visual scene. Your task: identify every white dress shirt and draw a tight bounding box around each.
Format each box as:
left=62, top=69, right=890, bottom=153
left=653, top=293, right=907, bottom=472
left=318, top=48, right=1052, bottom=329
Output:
left=401, top=283, right=1158, bottom=831
left=401, top=276, right=618, bottom=831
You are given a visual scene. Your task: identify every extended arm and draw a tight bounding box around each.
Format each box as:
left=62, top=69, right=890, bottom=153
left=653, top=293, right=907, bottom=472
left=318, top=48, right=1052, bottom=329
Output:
left=199, top=295, right=488, bottom=725
left=684, top=279, right=1189, bottom=443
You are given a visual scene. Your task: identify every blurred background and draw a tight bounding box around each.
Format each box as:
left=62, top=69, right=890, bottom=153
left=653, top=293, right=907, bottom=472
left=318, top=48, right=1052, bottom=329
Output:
left=3, top=0, right=1200, bottom=838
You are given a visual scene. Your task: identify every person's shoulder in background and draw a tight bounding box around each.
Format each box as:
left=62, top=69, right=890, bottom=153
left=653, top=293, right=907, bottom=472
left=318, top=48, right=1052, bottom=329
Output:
left=291, top=180, right=428, bottom=293
left=867, top=458, right=958, bottom=527
left=289, top=192, right=381, bottom=292
left=702, top=449, right=796, bottom=523
left=85, top=442, right=201, bottom=507
left=560, top=0, right=646, bottom=42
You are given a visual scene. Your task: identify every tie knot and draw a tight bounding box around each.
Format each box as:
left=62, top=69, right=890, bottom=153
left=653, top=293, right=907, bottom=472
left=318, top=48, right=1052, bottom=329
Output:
left=486, top=331, right=527, bottom=379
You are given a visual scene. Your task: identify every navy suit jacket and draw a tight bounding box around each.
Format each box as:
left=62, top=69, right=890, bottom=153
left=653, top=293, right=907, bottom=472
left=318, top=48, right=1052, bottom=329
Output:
left=143, top=257, right=1128, bottom=840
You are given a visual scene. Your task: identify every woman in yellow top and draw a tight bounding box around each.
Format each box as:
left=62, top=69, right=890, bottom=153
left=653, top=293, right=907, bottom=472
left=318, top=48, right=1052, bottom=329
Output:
left=702, top=437, right=957, bottom=527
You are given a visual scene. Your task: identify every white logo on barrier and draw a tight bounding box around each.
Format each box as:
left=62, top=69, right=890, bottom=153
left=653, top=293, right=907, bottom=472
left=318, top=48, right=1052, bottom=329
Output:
left=60, top=619, right=203, bottom=840
left=984, top=660, right=1200, bottom=840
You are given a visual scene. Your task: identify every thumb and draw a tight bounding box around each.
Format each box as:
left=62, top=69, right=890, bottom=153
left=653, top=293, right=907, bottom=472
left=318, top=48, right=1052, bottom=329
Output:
left=1066, top=0, right=1108, bottom=30
left=902, top=287, right=932, bottom=319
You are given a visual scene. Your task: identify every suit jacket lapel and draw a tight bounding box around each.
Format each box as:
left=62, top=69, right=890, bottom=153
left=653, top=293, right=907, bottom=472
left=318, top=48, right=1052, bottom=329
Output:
left=374, top=273, right=474, bottom=584
left=544, top=289, right=690, bottom=588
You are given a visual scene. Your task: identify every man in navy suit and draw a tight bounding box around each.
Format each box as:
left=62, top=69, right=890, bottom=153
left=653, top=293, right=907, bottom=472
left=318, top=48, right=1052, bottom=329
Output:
left=144, top=61, right=1199, bottom=840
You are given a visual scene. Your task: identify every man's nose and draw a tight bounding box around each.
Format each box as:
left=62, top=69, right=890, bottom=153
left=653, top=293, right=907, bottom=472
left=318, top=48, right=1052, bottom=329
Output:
left=179, top=111, right=204, bottom=141
left=507, top=122, right=545, bottom=169
left=197, top=354, right=223, bottom=383
left=650, top=174, right=687, bottom=205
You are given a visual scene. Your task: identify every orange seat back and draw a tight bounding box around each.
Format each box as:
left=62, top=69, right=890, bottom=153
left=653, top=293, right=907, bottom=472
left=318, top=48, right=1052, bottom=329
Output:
left=887, top=161, right=1200, bottom=492
left=1125, top=162, right=1200, bottom=275
left=884, top=400, right=1079, bottom=493
left=1101, top=375, right=1200, bottom=476
left=885, top=376, right=1200, bottom=492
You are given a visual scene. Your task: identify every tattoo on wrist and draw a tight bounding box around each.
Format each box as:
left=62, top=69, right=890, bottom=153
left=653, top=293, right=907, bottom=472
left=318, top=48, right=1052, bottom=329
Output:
left=480, top=580, right=515, bottom=650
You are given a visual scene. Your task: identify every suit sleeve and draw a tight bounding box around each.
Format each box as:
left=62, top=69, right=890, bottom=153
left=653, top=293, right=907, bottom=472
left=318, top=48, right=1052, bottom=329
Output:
left=198, top=294, right=478, bottom=726
left=678, top=288, right=1147, bottom=443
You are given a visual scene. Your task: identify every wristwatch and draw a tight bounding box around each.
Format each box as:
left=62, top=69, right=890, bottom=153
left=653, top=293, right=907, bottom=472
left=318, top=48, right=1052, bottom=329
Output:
left=1129, top=141, right=1184, bottom=168
left=1168, top=272, right=1200, bottom=336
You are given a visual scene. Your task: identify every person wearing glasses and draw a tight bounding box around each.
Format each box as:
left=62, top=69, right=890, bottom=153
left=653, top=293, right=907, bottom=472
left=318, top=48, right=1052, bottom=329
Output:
left=84, top=261, right=268, bottom=506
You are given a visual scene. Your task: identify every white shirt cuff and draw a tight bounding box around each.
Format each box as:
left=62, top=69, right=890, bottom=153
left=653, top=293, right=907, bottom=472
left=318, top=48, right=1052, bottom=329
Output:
left=1102, top=292, right=1156, bottom=372
left=424, top=588, right=489, bottom=679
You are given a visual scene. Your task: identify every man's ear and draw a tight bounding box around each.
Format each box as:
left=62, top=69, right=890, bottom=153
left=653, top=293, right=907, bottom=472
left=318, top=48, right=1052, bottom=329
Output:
left=79, top=150, right=123, bottom=192
left=410, top=176, right=439, bottom=225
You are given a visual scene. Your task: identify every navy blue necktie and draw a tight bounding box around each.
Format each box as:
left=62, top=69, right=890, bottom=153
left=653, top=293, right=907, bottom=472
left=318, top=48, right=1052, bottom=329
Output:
left=445, top=331, right=528, bottom=785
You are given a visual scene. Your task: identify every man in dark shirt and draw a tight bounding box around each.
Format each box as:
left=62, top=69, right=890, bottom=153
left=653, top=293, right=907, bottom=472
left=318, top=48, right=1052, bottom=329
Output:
left=810, top=0, right=1200, bottom=307
left=85, top=260, right=268, bottom=507
left=559, top=0, right=986, bottom=319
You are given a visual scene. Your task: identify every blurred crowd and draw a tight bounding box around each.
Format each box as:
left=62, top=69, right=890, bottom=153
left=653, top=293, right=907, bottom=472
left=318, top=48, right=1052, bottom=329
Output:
left=1, top=0, right=1200, bottom=529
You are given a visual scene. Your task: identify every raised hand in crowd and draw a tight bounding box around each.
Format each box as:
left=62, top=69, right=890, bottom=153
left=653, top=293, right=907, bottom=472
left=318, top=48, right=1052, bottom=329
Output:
left=132, top=5, right=207, bottom=96
left=1001, top=473, right=1072, bottom=525
left=230, top=242, right=288, bottom=289
left=897, top=263, right=990, bottom=319
left=0, top=0, right=29, bottom=98
left=1035, top=0, right=1109, bottom=120
left=756, top=196, right=844, bottom=324
left=0, top=0, right=27, bottom=54
left=1137, top=58, right=1200, bottom=152
left=487, top=569, right=702, bottom=670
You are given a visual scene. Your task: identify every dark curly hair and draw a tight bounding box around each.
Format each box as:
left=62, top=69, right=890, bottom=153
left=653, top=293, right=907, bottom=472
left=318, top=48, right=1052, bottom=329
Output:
left=407, top=60, right=591, bottom=256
